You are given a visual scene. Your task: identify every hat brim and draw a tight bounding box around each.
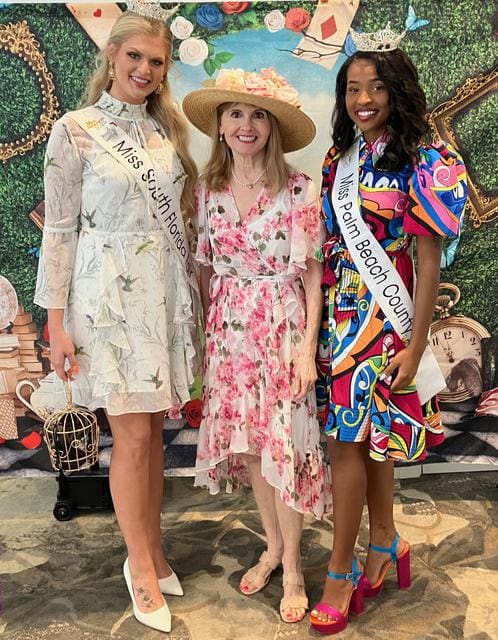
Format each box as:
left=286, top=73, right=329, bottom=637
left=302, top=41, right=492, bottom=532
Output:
left=182, top=88, right=316, bottom=153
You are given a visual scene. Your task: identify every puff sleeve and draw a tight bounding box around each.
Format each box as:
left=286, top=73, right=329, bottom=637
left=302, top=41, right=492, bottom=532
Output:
left=34, top=118, right=82, bottom=309
left=289, top=172, right=325, bottom=270
left=193, top=181, right=213, bottom=266
left=403, top=141, right=467, bottom=238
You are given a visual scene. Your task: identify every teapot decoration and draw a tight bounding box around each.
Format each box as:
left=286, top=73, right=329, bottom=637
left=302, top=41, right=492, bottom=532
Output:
left=16, top=372, right=67, bottom=420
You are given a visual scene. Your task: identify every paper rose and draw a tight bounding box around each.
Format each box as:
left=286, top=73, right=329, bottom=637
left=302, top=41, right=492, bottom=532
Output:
left=264, top=9, right=285, bottom=33
left=196, top=4, right=225, bottom=31
left=184, top=399, right=202, bottom=428
left=221, top=2, right=249, bottom=14
left=170, top=16, right=194, bottom=40
left=285, top=7, right=311, bottom=32
left=179, top=37, right=209, bottom=66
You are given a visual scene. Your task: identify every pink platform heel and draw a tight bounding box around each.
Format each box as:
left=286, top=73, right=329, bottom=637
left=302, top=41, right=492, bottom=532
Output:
left=363, top=532, right=411, bottom=598
left=309, top=557, right=364, bottom=635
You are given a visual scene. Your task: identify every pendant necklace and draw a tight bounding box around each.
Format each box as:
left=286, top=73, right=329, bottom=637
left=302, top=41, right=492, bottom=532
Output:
left=231, top=167, right=266, bottom=190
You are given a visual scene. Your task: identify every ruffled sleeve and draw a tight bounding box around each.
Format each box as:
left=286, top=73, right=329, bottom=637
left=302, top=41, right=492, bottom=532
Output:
left=193, top=181, right=213, bottom=266
left=34, top=117, right=82, bottom=308
left=320, top=146, right=339, bottom=237
left=289, top=173, right=325, bottom=270
left=403, top=141, right=467, bottom=238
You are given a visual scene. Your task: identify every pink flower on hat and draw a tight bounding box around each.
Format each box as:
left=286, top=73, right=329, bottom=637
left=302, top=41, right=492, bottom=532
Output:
left=214, top=67, right=301, bottom=107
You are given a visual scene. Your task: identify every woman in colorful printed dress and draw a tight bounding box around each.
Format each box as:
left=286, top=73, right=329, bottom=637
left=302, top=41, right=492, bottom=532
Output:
left=183, top=68, right=331, bottom=623
left=34, top=8, right=200, bottom=634
left=310, top=31, right=467, bottom=634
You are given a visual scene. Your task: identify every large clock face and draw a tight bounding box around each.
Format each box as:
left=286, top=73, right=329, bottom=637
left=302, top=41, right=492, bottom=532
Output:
left=430, top=317, right=491, bottom=402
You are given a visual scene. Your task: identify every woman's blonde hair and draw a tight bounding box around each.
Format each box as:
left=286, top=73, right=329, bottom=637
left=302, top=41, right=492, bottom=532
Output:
left=202, top=103, right=291, bottom=195
left=81, top=12, right=197, bottom=217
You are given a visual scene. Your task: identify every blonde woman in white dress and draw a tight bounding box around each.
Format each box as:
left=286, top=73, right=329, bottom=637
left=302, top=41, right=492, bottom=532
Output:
left=34, top=8, right=200, bottom=634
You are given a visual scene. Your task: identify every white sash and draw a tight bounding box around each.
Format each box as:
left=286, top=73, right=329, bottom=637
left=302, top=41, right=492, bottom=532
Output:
left=69, top=107, right=199, bottom=294
left=332, top=137, right=445, bottom=404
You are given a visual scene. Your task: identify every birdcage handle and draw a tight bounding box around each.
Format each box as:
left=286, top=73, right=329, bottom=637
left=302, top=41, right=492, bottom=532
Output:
left=63, top=379, right=73, bottom=410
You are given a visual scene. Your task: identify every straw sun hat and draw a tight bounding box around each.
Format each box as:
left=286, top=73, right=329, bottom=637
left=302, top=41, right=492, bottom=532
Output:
left=182, top=67, right=316, bottom=153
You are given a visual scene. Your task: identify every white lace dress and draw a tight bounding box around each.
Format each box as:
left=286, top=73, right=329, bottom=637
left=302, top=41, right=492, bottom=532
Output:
left=34, top=92, right=200, bottom=415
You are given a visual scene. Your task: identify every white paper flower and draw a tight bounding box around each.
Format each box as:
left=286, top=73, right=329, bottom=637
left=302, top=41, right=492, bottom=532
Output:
left=170, top=16, right=194, bottom=40
left=264, top=9, right=285, bottom=33
left=179, top=37, right=209, bottom=66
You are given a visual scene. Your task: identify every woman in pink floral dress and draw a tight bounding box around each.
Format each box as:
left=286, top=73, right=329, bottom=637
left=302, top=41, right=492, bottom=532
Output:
left=183, top=68, right=332, bottom=623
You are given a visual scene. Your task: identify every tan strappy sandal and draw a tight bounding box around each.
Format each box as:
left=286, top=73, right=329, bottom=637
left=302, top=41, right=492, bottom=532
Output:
left=239, top=550, right=281, bottom=595
left=280, top=572, right=309, bottom=623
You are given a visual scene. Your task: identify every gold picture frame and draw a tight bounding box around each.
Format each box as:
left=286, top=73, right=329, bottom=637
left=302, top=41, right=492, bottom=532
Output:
left=0, top=21, right=59, bottom=163
left=427, top=68, right=498, bottom=228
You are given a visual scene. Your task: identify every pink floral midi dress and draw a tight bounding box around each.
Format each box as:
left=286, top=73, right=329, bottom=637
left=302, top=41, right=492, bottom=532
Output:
left=194, top=172, right=331, bottom=519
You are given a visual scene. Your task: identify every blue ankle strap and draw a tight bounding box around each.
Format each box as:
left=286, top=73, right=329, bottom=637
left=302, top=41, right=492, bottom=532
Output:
left=327, top=557, right=363, bottom=587
left=369, top=532, right=399, bottom=564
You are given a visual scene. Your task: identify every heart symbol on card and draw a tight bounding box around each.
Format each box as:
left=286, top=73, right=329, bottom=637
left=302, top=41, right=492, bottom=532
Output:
left=93, top=8, right=102, bottom=17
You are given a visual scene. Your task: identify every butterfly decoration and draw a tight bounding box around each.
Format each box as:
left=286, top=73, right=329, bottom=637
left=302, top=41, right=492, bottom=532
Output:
left=405, top=5, right=430, bottom=32
left=344, top=32, right=358, bottom=57
left=27, top=246, right=40, bottom=258
left=440, top=236, right=461, bottom=269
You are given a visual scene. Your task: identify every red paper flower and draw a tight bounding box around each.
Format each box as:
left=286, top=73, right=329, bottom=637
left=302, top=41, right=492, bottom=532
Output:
left=221, top=2, right=249, bottom=15
left=285, top=7, right=311, bottom=32
left=184, top=398, right=202, bottom=428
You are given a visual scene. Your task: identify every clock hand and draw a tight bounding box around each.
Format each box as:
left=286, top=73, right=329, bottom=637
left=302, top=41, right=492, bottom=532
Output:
left=443, top=339, right=455, bottom=363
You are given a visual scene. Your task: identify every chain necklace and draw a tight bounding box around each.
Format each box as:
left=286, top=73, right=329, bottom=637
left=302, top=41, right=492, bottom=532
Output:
left=231, top=167, right=266, bottom=190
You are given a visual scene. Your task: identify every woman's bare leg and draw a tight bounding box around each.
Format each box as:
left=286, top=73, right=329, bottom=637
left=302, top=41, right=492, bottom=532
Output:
left=239, top=454, right=284, bottom=591
left=313, top=439, right=366, bottom=622
left=362, top=446, right=406, bottom=583
left=107, top=412, right=163, bottom=612
left=148, top=411, right=172, bottom=579
left=274, top=491, right=306, bottom=621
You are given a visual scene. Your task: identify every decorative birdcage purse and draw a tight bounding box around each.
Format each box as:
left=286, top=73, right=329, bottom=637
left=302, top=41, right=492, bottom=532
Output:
left=43, top=382, right=99, bottom=472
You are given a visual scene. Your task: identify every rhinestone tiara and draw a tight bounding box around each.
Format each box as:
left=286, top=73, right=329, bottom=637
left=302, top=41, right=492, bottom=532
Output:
left=126, top=0, right=179, bottom=23
left=350, top=23, right=406, bottom=52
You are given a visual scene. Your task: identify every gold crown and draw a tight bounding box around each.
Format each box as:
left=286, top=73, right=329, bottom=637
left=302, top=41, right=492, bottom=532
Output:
left=350, top=23, right=406, bottom=52
left=126, top=0, right=179, bottom=23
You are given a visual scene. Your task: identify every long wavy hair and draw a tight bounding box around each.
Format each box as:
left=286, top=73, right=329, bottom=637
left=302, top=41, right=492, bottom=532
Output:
left=80, top=12, right=197, bottom=217
left=203, top=103, right=292, bottom=195
left=332, top=49, right=428, bottom=171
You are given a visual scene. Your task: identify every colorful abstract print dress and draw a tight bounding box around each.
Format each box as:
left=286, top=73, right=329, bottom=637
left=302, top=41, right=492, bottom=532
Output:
left=195, top=173, right=331, bottom=518
left=317, top=135, right=467, bottom=462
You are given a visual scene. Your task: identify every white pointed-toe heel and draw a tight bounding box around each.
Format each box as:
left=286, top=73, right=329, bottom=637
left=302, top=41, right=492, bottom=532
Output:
left=123, top=558, right=171, bottom=633
left=158, top=570, right=184, bottom=596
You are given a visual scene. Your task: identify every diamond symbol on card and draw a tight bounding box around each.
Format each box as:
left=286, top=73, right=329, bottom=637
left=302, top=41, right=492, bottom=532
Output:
left=321, top=15, right=337, bottom=40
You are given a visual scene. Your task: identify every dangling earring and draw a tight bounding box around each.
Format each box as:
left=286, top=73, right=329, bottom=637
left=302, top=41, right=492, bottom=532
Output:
left=219, top=132, right=224, bottom=143
left=108, top=63, right=115, bottom=81
left=155, top=81, right=163, bottom=95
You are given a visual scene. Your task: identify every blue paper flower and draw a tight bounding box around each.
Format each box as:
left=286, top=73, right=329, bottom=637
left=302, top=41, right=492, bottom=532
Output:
left=196, top=4, right=224, bottom=31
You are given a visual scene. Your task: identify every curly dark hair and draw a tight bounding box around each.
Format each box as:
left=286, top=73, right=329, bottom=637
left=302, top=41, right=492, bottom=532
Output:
left=332, top=49, right=429, bottom=171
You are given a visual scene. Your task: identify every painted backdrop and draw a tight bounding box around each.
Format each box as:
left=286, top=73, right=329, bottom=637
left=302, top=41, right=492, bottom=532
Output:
left=0, top=0, right=497, bottom=475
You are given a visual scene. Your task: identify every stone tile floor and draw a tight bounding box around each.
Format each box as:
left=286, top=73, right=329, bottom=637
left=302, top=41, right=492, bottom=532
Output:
left=1, top=472, right=497, bottom=639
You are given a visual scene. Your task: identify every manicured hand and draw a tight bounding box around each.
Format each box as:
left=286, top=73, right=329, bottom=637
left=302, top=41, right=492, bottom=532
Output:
left=293, top=355, right=318, bottom=402
left=381, top=346, right=421, bottom=393
left=49, top=330, right=79, bottom=381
